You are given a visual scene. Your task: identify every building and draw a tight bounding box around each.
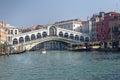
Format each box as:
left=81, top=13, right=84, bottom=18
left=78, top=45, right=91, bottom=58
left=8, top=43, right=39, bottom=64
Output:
left=109, top=14, right=120, bottom=48
left=90, top=12, right=105, bottom=41
left=0, top=21, right=7, bottom=44
left=20, top=25, right=45, bottom=33
left=6, top=24, right=19, bottom=44
left=82, top=20, right=92, bottom=35
left=96, top=12, right=119, bottom=41
left=54, top=19, right=83, bottom=32
left=96, top=12, right=120, bottom=48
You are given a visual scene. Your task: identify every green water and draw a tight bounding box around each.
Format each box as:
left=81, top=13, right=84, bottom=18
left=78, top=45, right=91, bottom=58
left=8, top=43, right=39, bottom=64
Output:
left=0, top=51, right=120, bottom=80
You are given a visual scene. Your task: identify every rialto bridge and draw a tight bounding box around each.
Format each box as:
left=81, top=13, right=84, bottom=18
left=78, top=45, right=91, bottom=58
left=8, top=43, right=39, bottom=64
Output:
left=12, top=25, right=90, bottom=50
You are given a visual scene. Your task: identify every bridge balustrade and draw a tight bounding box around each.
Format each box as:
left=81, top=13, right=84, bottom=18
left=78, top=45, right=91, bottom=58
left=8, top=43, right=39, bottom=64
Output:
left=13, top=36, right=84, bottom=45
left=13, top=34, right=89, bottom=45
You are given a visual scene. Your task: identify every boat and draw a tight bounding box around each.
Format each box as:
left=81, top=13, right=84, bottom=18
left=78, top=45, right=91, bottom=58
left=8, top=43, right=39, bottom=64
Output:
left=97, top=48, right=120, bottom=52
left=0, top=52, right=5, bottom=55
left=40, top=48, right=46, bottom=54
left=68, top=45, right=91, bottom=51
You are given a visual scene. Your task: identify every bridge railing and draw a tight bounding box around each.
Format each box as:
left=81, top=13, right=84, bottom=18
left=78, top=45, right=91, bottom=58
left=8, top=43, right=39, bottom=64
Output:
left=25, top=36, right=80, bottom=44
left=13, top=36, right=84, bottom=46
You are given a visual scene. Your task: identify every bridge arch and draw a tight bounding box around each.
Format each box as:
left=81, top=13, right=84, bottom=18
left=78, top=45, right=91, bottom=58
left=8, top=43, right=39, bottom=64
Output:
left=37, top=33, right=41, bottom=39
left=85, top=37, right=89, bottom=42
left=30, top=40, right=69, bottom=50
left=31, top=34, right=36, bottom=40
left=64, top=32, right=69, bottom=38
left=70, top=34, right=74, bottom=39
left=59, top=31, right=63, bottom=37
left=75, top=35, right=79, bottom=41
left=26, top=36, right=82, bottom=50
left=25, top=35, right=30, bottom=42
left=13, top=38, right=18, bottom=45
left=42, top=31, right=47, bottom=37
left=80, top=36, right=84, bottom=41
left=19, top=37, right=24, bottom=43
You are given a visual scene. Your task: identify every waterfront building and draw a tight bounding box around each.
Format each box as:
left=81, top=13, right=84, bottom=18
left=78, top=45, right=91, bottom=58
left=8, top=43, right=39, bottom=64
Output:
left=96, top=12, right=119, bottom=41
left=0, top=21, right=7, bottom=44
left=109, top=14, right=120, bottom=48
left=54, top=19, right=83, bottom=32
left=0, top=21, right=7, bottom=53
left=96, top=12, right=120, bottom=48
left=90, top=12, right=105, bottom=41
left=6, top=24, right=19, bottom=44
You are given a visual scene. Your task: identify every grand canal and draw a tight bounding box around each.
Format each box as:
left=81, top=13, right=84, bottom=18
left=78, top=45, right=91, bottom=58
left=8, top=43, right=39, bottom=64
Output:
left=0, top=51, right=120, bottom=80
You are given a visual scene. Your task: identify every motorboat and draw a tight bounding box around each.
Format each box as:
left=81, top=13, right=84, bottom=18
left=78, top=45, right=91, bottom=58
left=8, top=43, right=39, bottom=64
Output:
left=40, top=48, right=46, bottom=54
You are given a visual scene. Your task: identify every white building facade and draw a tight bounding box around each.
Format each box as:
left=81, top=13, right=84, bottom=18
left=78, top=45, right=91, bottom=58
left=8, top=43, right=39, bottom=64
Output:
left=54, top=19, right=83, bottom=32
left=6, top=24, right=19, bottom=44
left=82, top=20, right=92, bottom=34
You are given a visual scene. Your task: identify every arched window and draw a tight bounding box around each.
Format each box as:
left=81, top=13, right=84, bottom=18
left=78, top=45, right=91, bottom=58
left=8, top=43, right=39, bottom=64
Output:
left=85, top=37, right=89, bottom=42
left=19, top=37, right=24, bottom=43
left=42, top=32, right=47, bottom=37
left=13, top=38, right=18, bottom=45
left=75, top=35, right=79, bottom=41
left=80, top=36, right=84, bottom=41
left=59, top=31, right=63, bottom=37
left=25, top=35, right=30, bottom=42
left=49, top=26, right=57, bottom=36
left=31, top=34, right=36, bottom=40
left=70, top=34, right=74, bottom=39
left=37, top=33, right=41, bottom=39
left=64, top=33, right=68, bottom=38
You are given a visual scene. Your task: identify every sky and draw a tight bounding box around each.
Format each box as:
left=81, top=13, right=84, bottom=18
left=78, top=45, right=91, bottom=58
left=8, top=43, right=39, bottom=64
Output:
left=0, top=0, right=120, bottom=27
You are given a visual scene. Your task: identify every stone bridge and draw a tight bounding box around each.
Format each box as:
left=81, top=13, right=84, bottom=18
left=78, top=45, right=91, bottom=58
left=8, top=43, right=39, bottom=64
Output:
left=12, top=25, right=90, bottom=50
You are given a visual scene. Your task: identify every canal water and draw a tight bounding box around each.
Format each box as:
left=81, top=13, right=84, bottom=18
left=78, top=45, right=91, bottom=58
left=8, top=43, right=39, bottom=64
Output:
left=0, top=51, right=120, bottom=80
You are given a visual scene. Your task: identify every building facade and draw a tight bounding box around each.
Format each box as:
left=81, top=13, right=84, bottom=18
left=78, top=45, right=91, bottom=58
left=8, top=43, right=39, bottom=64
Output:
left=0, top=21, right=7, bottom=44
left=82, top=20, right=92, bottom=35
left=54, top=19, right=83, bottom=32
left=90, top=12, right=105, bottom=41
left=109, top=14, right=120, bottom=48
left=6, top=24, right=19, bottom=44
left=96, top=12, right=120, bottom=48
left=96, top=12, right=119, bottom=41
